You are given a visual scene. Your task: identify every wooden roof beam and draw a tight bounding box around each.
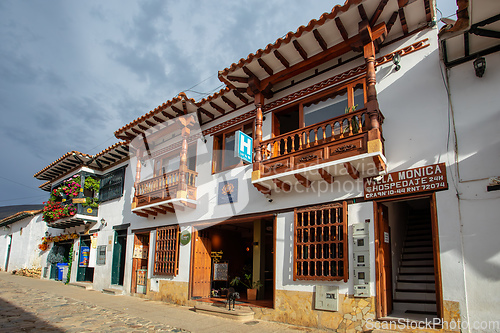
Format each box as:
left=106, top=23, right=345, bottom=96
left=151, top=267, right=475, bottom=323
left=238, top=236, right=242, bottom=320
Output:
left=386, top=11, right=399, bottom=35
left=398, top=8, right=409, bottom=35
left=293, top=40, right=308, bottom=60
left=108, top=152, right=122, bottom=160
left=370, top=0, right=389, bottom=26
left=227, top=75, right=249, bottom=83
left=262, top=23, right=385, bottom=87
left=318, top=168, right=335, bottom=184
left=182, top=100, right=188, bottom=114
left=114, top=149, right=128, bottom=157
left=257, top=58, right=273, bottom=76
left=145, top=120, right=156, bottom=127
left=153, top=115, right=164, bottom=123
left=344, top=162, right=359, bottom=179
left=209, top=102, right=225, bottom=115
left=171, top=105, right=184, bottom=116
left=138, top=124, right=148, bottom=131
left=161, top=110, right=174, bottom=119
left=313, top=29, right=328, bottom=51
left=221, top=96, right=237, bottom=109
left=273, top=50, right=290, bottom=68
left=198, top=107, right=215, bottom=119
left=131, top=128, right=143, bottom=135
left=94, top=159, right=104, bottom=169
left=102, top=156, right=116, bottom=163
left=233, top=90, right=248, bottom=104
left=358, top=4, right=369, bottom=22
left=335, top=17, right=349, bottom=41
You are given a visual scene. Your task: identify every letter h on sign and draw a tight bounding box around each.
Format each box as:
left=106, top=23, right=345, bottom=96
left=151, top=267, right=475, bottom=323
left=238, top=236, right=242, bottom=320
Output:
left=235, top=130, right=253, bottom=164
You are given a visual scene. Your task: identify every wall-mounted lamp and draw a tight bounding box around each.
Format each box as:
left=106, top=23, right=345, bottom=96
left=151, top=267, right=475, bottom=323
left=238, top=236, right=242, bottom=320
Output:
left=100, top=218, right=107, bottom=228
left=2, top=226, right=11, bottom=231
left=473, top=57, right=486, bottom=78
left=393, top=53, right=401, bottom=71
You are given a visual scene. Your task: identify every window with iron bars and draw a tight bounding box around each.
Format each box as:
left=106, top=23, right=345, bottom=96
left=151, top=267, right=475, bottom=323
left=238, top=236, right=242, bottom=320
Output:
left=154, top=225, right=179, bottom=276
left=294, top=202, right=348, bottom=281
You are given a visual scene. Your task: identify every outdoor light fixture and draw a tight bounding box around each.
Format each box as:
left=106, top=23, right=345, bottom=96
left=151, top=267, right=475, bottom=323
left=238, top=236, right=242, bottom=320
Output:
left=100, top=218, right=107, bottom=228
left=393, top=53, right=401, bottom=71
left=473, top=57, right=486, bottom=77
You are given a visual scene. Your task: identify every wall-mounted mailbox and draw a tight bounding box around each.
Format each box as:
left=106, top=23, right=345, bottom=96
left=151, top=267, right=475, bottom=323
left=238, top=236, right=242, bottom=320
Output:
left=353, top=223, right=369, bottom=236
left=354, top=267, right=370, bottom=285
left=353, top=235, right=369, bottom=252
left=353, top=252, right=370, bottom=267
left=354, top=284, right=370, bottom=297
left=314, top=285, right=339, bottom=312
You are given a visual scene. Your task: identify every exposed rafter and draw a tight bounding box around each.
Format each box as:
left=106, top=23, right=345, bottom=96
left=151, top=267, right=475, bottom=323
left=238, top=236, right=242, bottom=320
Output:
left=273, top=178, right=291, bottom=192
left=273, top=50, right=290, bottom=68
left=313, top=29, right=328, bottom=51
left=134, top=211, right=148, bottom=218
left=370, top=0, right=389, bottom=26
left=257, top=58, right=274, bottom=76
left=209, top=102, right=225, bottom=115
left=293, top=40, right=308, bottom=60
left=233, top=90, right=248, bottom=104
left=358, top=4, right=368, bottom=22
left=153, top=116, right=164, bottom=123
left=398, top=8, right=409, bottom=35
left=344, top=162, right=359, bottom=179
left=254, top=183, right=271, bottom=195
left=227, top=75, right=249, bottom=83
left=386, top=11, right=399, bottom=35
left=171, top=105, right=184, bottom=116
left=198, top=107, right=215, bottom=119
left=161, top=111, right=174, bottom=119
left=221, top=96, right=236, bottom=109
left=142, top=209, right=158, bottom=217
left=335, top=17, right=349, bottom=41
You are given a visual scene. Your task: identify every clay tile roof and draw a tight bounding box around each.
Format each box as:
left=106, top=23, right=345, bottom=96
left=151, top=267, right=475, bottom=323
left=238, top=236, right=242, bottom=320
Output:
left=39, top=181, right=52, bottom=191
left=197, top=87, right=232, bottom=105
left=34, top=151, right=93, bottom=180
left=114, top=93, right=197, bottom=139
left=218, top=0, right=361, bottom=77
left=88, top=142, right=130, bottom=170
left=0, top=210, right=42, bottom=227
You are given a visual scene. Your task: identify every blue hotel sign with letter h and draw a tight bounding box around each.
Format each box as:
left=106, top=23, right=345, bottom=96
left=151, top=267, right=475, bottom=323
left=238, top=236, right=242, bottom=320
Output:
left=234, top=130, right=253, bottom=164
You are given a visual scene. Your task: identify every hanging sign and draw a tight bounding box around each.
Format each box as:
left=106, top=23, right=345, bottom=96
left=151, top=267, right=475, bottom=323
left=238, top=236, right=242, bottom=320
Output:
left=218, top=179, right=238, bottom=205
left=72, top=198, right=86, bottom=204
left=234, top=130, right=253, bottom=164
left=364, top=163, right=448, bottom=200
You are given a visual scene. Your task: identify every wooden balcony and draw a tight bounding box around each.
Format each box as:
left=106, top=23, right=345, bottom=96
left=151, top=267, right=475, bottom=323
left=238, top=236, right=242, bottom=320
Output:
left=132, top=169, right=197, bottom=218
left=48, top=199, right=99, bottom=229
left=252, top=108, right=386, bottom=194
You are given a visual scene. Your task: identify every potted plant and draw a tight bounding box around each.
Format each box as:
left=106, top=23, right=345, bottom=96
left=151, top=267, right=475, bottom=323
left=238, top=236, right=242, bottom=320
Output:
left=230, top=273, right=263, bottom=301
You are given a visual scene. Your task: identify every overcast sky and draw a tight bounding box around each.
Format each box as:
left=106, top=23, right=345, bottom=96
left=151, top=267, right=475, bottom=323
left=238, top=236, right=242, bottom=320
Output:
left=0, top=0, right=457, bottom=207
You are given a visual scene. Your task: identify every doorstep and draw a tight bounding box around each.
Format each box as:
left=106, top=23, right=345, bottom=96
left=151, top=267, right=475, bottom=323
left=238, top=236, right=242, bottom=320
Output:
left=101, top=288, right=123, bottom=295
left=194, top=302, right=254, bottom=321
left=68, top=282, right=93, bottom=290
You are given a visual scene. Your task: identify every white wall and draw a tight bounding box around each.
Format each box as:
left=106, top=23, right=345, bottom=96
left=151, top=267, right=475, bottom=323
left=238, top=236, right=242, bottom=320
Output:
left=445, top=52, right=500, bottom=329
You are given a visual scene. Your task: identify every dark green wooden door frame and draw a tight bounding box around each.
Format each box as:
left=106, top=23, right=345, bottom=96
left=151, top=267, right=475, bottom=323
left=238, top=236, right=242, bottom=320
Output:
left=111, top=230, right=127, bottom=285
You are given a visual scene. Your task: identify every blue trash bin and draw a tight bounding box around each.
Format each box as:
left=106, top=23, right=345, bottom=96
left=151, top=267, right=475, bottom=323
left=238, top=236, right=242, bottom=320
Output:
left=56, top=263, right=69, bottom=281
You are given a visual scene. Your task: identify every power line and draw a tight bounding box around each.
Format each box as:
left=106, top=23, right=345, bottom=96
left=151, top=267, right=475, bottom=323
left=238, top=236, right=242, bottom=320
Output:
left=0, top=176, right=40, bottom=192
left=0, top=194, right=47, bottom=203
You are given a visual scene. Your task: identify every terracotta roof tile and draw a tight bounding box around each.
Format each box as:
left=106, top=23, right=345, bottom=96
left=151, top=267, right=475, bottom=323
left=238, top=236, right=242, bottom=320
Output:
left=0, top=210, right=42, bottom=226
left=33, top=151, right=92, bottom=179
left=218, top=0, right=362, bottom=77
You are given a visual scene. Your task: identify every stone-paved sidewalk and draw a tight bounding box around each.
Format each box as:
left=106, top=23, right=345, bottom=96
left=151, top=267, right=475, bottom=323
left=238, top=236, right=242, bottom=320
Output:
left=0, top=279, right=187, bottom=332
left=0, top=272, right=322, bottom=333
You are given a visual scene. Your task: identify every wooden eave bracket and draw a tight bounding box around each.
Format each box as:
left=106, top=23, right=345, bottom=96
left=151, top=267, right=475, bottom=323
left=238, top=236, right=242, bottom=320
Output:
left=273, top=178, right=291, bottom=192
left=344, top=162, right=360, bottom=179
left=294, top=174, right=311, bottom=188
left=254, top=183, right=271, bottom=195
left=318, top=168, right=335, bottom=184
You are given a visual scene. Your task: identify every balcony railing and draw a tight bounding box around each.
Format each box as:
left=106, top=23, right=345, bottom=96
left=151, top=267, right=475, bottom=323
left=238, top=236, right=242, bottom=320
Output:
left=134, top=169, right=197, bottom=208
left=257, top=108, right=382, bottom=176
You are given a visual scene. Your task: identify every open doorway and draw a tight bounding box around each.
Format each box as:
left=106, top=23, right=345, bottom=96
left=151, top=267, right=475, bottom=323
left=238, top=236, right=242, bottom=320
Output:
left=131, top=232, right=150, bottom=294
left=77, top=237, right=94, bottom=282
left=375, top=194, right=442, bottom=322
left=190, top=217, right=275, bottom=308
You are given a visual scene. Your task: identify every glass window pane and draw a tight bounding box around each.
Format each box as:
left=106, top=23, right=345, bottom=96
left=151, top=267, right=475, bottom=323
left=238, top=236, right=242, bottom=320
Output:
left=304, top=89, right=348, bottom=127
left=223, top=132, right=240, bottom=168
left=353, top=83, right=364, bottom=110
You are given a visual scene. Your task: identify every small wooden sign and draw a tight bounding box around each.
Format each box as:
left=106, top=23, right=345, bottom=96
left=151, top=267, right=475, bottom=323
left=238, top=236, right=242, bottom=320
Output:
left=213, top=262, right=228, bottom=281
left=364, top=163, right=448, bottom=200
left=72, top=198, right=86, bottom=204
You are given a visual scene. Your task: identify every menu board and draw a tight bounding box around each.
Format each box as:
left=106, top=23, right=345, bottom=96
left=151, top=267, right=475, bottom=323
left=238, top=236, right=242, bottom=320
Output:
left=213, top=262, right=228, bottom=281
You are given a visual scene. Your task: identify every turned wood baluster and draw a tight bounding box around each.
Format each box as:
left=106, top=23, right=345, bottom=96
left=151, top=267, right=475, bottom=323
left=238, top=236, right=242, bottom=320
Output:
left=254, top=98, right=264, bottom=172
left=178, top=126, right=190, bottom=197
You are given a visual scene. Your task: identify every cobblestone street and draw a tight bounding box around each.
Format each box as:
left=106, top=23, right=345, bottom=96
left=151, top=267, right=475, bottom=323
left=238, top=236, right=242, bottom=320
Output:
left=0, top=272, right=321, bottom=333
left=0, top=278, right=187, bottom=332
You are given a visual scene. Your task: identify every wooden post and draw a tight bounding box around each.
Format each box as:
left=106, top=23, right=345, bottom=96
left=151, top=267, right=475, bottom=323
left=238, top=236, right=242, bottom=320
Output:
left=177, top=126, right=190, bottom=201
left=132, top=148, right=143, bottom=209
left=359, top=21, right=384, bottom=156
left=252, top=93, right=264, bottom=182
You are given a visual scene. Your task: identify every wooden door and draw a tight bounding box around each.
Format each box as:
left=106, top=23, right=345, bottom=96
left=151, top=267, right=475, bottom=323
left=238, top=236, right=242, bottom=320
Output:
left=377, top=204, right=393, bottom=316
left=191, top=229, right=211, bottom=298
left=111, top=230, right=127, bottom=285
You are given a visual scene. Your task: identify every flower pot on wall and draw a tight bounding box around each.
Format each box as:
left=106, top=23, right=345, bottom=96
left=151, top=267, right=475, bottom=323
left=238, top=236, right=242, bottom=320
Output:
left=247, top=288, right=257, bottom=301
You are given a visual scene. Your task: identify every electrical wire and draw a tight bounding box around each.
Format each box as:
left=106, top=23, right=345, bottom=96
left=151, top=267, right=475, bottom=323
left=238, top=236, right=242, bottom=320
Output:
left=0, top=176, right=40, bottom=192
